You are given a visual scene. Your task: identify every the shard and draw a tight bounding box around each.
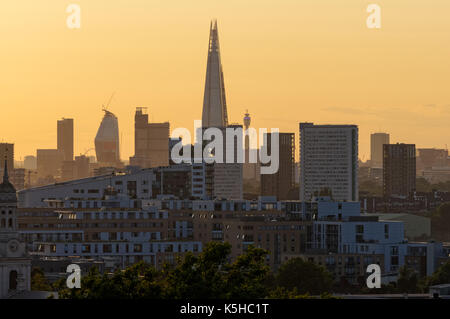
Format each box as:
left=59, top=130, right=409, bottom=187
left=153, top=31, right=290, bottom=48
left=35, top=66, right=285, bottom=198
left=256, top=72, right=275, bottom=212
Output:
left=201, top=20, right=229, bottom=128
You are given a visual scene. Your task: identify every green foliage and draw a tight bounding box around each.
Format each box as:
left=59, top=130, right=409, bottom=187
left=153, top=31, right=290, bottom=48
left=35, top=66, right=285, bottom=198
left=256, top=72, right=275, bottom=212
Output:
left=56, top=242, right=272, bottom=299
left=275, top=258, right=333, bottom=295
left=427, top=260, right=450, bottom=286
left=397, top=266, right=420, bottom=293
left=57, top=262, right=164, bottom=299
left=31, top=267, right=52, bottom=291
left=267, top=287, right=338, bottom=299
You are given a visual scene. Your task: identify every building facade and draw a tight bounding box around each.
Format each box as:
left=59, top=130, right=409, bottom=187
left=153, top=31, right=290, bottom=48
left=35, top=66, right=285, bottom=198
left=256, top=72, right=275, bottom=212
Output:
left=261, top=132, right=295, bottom=200
left=130, top=107, right=170, bottom=169
left=370, top=133, right=390, bottom=168
left=383, top=143, right=416, bottom=199
left=57, top=118, right=74, bottom=163
left=299, top=123, right=358, bottom=202
left=95, top=110, right=121, bottom=167
left=0, top=162, right=31, bottom=298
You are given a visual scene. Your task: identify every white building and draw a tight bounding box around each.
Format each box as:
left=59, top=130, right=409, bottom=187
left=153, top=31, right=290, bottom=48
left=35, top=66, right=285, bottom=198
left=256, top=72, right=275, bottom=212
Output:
left=20, top=190, right=202, bottom=270
left=306, top=197, right=445, bottom=278
left=299, top=123, right=358, bottom=202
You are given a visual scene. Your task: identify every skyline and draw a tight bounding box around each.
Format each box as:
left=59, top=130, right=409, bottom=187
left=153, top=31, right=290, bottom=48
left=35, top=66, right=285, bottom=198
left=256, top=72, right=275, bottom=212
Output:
left=1, top=0, right=450, bottom=161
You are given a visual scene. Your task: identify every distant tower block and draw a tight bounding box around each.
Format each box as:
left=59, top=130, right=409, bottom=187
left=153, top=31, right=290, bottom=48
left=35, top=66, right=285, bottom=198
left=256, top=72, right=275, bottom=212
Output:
left=201, top=20, right=229, bottom=128
left=94, top=110, right=121, bottom=166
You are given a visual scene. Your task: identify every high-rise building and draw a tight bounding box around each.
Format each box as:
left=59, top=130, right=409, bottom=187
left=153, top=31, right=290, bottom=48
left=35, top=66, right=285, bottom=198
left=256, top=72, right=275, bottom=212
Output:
left=23, top=156, right=37, bottom=170
left=299, top=123, right=358, bottom=202
left=201, top=20, right=228, bottom=128
left=383, top=143, right=416, bottom=198
left=197, top=22, right=242, bottom=199
left=370, top=133, right=390, bottom=168
left=57, top=118, right=74, bottom=162
left=94, top=110, right=121, bottom=166
left=213, top=125, right=243, bottom=200
left=0, top=143, right=14, bottom=172
left=261, top=133, right=295, bottom=200
left=130, top=107, right=169, bottom=168
left=36, top=149, right=62, bottom=179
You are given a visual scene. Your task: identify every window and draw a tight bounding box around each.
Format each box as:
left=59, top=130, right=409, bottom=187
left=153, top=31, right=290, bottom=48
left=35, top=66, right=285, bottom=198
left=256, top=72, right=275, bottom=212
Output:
left=9, top=270, right=18, bottom=290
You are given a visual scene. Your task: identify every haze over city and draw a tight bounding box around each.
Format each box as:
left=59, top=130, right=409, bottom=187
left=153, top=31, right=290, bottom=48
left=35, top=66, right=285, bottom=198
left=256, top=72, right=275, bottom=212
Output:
left=1, top=0, right=450, bottom=161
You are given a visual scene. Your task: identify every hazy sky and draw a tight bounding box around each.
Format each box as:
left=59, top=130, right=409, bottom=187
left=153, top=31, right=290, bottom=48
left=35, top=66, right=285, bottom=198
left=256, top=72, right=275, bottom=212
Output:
left=1, top=0, right=449, bottom=162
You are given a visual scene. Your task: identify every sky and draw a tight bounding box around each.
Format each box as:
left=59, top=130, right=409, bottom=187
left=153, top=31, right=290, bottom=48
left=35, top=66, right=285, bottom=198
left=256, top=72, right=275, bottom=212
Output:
left=0, top=0, right=449, bottom=162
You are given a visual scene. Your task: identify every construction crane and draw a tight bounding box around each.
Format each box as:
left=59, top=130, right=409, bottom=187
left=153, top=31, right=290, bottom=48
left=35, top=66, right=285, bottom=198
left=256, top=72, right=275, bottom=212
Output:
left=80, top=148, right=95, bottom=157
left=102, top=92, right=115, bottom=112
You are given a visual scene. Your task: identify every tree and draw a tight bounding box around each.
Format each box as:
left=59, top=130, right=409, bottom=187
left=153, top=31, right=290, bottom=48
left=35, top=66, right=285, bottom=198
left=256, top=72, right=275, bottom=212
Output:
left=163, top=241, right=231, bottom=298
left=57, top=262, right=164, bottom=299
left=164, top=242, right=271, bottom=299
left=397, top=266, right=420, bottom=293
left=428, top=261, right=450, bottom=286
left=56, top=242, right=272, bottom=299
left=275, top=258, right=333, bottom=295
left=31, top=267, right=52, bottom=291
left=222, top=245, right=271, bottom=298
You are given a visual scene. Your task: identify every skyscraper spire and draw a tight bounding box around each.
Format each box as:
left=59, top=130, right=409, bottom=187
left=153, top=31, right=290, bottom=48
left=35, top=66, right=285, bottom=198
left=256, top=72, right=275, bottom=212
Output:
left=201, top=20, right=229, bottom=128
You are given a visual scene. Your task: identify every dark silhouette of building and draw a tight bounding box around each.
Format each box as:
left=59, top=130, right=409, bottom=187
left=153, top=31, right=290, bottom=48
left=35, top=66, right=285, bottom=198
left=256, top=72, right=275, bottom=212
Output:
left=130, top=107, right=169, bottom=169
left=201, top=20, right=228, bottom=128
left=95, top=110, right=121, bottom=166
left=57, top=118, right=74, bottom=162
left=261, top=132, right=295, bottom=200
left=383, top=143, right=416, bottom=198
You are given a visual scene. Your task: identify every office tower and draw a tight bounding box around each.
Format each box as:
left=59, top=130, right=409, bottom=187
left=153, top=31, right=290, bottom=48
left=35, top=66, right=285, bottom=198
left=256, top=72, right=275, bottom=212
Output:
left=370, top=133, right=390, bottom=168
left=23, top=156, right=37, bottom=170
left=299, top=123, right=358, bottom=202
left=0, top=143, right=14, bottom=172
left=201, top=20, right=228, bottom=128
left=36, top=149, right=62, bottom=179
left=383, top=143, right=416, bottom=198
left=261, top=133, right=295, bottom=200
left=212, top=124, right=243, bottom=200
left=95, top=110, right=121, bottom=166
left=130, top=107, right=169, bottom=168
left=57, top=118, right=74, bottom=162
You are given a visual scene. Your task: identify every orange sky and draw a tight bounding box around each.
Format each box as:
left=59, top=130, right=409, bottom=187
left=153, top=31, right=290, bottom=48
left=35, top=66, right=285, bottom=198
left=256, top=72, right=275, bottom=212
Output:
left=1, top=0, right=449, bottom=162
